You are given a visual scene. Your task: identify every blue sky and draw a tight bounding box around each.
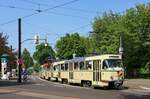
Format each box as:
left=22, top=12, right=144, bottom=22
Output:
left=0, top=0, right=149, bottom=55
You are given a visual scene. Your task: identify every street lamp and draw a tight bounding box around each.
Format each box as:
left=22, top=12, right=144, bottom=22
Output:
left=18, top=18, right=48, bottom=83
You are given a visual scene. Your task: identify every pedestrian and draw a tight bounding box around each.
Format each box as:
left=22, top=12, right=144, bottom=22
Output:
left=6, top=71, right=10, bottom=80
left=21, top=68, right=28, bottom=82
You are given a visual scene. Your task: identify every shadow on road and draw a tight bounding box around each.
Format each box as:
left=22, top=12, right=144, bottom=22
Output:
left=0, top=80, right=35, bottom=87
left=93, top=86, right=129, bottom=91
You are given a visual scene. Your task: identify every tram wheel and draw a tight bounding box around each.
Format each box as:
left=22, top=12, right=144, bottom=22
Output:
left=82, top=81, right=91, bottom=87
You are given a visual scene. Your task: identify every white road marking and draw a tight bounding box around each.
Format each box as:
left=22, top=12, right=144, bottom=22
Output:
left=33, top=83, right=45, bottom=86
left=37, top=77, right=90, bottom=89
left=139, top=86, right=150, bottom=91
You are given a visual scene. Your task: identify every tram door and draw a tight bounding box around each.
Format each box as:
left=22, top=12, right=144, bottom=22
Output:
left=58, top=65, right=61, bottom=78
left=69, top=62, right=73, bottom=79
left=93, top=60, right=101, bottom=84
left=50, top=66, right=53, bottom=78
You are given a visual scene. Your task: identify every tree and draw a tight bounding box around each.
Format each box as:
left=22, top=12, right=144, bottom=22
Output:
left=33, top=63, right=41, bottom=73
left=0, top=33, right=8, bottom=54
left=0, top=33, right=17, bottom=70
left=91, top=4, right=150, bottom=77
left=92, top=11, right=124, bottom=54
left=33, top=43, right=55, bottom=65
left=22, top=48, right=34, bottom=69
left=56, top=33, right=87, bottom=59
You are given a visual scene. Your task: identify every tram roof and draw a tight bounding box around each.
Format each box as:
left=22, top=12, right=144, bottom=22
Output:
left=53, top=54, right=121, bottom=64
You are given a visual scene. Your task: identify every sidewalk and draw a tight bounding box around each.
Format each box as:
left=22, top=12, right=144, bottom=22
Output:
left=0, top=79, right=35, bottom=87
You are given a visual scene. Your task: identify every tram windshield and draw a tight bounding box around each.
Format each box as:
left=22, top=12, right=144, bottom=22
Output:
left=103, top=59, right=122, bottom=69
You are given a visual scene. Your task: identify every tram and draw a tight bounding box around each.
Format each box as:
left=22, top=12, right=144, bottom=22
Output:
left=40, top=54, right=124, bottom=89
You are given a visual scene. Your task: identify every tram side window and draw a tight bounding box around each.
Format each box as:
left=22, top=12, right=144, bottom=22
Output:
left=79, top=61, right=84, bottom=70
left=65, top=63, right=68, bottom=71
left=74, top=62, right=79, bottom=70
left=102, top=60, right=108, bottom=69
left=86, top=61, right=92, bottom=70
left=56, top=65, right=60, bottom=71
left=53, top=66, right=56, bottom=71
left=61, top=64, right=65, bottom=71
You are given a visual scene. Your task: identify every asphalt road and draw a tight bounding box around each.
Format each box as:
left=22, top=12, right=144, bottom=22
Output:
left=0, top=76, right=150, bottom=99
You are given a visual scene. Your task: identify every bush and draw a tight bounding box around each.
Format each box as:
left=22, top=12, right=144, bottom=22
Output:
left=139, top=61, right=150, bottom=78
left=27, top=67, right=34, bottom=75
left=33, top=63, right=41, bottom=73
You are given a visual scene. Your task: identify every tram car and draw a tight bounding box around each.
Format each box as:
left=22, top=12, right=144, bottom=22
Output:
left=40, top=54, right=124, bottom=89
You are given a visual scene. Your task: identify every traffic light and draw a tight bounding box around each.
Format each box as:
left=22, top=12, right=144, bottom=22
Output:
left=34, top=35, right=39, bottom=44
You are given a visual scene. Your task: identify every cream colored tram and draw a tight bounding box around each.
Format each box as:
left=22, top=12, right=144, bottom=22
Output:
left=40, top=54, right=124, bottom=89
left=64, top=54, right=124, bottom=88
left=50, top=61, right=65, bottom=81
left=40, top=66, right=47, bottom=79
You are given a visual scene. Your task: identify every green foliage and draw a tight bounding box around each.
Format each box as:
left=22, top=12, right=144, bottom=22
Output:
left=140, top=61, right=150, bottom=74
left=33, top=63, right=41, bottom=73
left=91, top=4, right=150, bottom=76
left=56, top=33, right=88, bottom=59
left=33, top=43, right=55, bottom=65
left=22, top=48, right=34, bottom=68
left=27, top=67, right=34, bottom=75
left=0, top=33, right=17, bottom=69
left=92, top=11, right=124, bottom=54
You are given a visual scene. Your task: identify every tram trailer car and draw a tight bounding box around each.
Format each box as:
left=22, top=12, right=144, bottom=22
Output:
left=40, top=54, right=124, bottom=89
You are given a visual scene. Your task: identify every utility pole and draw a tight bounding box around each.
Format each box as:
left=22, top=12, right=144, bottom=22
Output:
left=18, top=18, right=22, bottom=83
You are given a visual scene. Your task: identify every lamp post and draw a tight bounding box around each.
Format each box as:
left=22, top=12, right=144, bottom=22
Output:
left=17, top=18, right=47, bottom=83
left=18, top=18, right=22, bottom=83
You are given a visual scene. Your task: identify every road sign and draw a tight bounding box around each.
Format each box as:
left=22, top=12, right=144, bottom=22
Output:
left=17, top=59, right=23, bottom=65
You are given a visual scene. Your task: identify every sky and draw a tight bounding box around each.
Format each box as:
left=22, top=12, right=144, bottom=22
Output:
left=0, top=0, right=149, bottom=55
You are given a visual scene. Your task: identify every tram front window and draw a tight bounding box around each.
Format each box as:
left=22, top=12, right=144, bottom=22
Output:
left=103, top=59, right=122, bottom=69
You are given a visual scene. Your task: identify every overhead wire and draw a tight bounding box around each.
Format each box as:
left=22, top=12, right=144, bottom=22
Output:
left=0, top=4, right=36, bottom=11
left=0, top=0, right=79, bottom=26
left=0, top=0, right=91, bottom=40
left=0, top=4, right=91, bottom=20
left=21, top=0, right=99, bottom=14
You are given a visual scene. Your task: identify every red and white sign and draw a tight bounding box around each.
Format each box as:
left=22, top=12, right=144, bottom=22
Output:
left=17, top=59, right=23, bottom=65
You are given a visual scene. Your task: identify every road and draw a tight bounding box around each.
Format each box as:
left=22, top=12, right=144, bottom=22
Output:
left=0, top=76, right=150, bottom=99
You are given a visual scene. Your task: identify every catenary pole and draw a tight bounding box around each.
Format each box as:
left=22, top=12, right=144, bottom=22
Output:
left=18, top=18, right=22, bottom=83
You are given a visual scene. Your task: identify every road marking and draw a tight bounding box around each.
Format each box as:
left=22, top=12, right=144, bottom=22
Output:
left=50, top=81, right=90, bottom=89
left=0, top=89, right=17, bottom=93
left=33, top=83, right=45, bottom=86
left=38, top=77, right=78, bottom=87
left=139, top=86, right=150, bottom=91
left=38, top=77, right=49, bottom=82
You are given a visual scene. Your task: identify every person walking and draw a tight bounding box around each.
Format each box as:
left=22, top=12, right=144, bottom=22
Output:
left=21, top=68, right=28, bottom=82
